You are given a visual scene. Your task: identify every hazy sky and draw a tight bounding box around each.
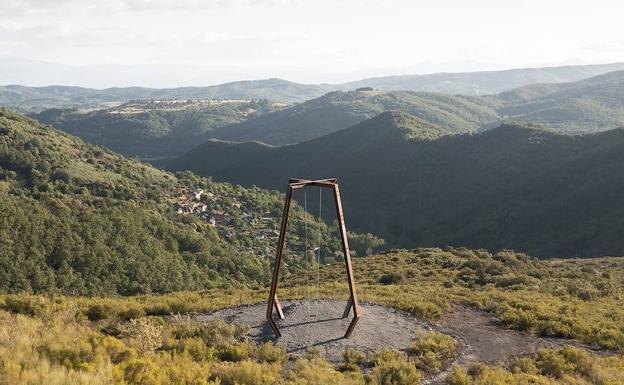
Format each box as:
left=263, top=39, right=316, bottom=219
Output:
left=1, top=0, right=623, bottom=87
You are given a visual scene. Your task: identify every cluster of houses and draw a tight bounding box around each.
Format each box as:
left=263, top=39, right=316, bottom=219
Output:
left=171, top=188, right=280, bottom=253
left=108, top=98, right=254, bottom=114
left=170, top=188, right=371, bottom=260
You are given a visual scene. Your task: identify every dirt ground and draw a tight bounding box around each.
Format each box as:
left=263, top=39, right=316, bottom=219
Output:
left=193, top=300, right=582, bottom=383
left=194, top=300, right=429, bottom=361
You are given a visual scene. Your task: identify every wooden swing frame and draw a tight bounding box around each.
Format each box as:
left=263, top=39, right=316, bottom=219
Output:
left=266, top=178, right=360, bottom=338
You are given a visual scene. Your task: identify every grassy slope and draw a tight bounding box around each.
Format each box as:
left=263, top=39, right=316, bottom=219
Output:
left=0, top=247, right=623, bottom=384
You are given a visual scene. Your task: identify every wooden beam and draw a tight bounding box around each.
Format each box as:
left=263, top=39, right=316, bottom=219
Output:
left=266, top=178, right=360, bottom=339
left=332, top=183, right=360, bottom=338
left=265, top=186, right=293, bottom=338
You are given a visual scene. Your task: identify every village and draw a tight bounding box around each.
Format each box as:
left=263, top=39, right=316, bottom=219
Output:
left=170, top=187, right=281, bottom=258
left=108, top=98, right=266, bottom=115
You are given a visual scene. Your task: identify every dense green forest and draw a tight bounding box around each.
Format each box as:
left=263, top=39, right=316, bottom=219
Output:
left=0, top=109, right=382, bottom=295
left=31, top=99, right=282, bottom=158
left=170, top=111, right=624, bottom=258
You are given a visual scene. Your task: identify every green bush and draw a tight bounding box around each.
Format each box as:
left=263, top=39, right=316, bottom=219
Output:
left=255, top=342, right=286, bottom=364
left=408, top=331, right=458, bottom=374
left=379, top=273, right=403, bottom=285
left=368, top=351, right=421, bottom=385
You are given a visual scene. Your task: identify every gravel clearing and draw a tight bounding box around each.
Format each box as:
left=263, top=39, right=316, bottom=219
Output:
left=194, top=299, right=428, bottom=361
left=192, top=300, right=591, bottom=384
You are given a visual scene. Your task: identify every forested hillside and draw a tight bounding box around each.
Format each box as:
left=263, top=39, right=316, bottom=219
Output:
left=169, top=111, right=624, bottom=257
left=207, top=71, right=624, bottom=145
left=0, top=109, right=367, bottom=295
left=25, top=70, right=624, bottom=154
left=488, top=70, right=624, bottom=132
left=209, top=90, right=498, bottom=145
left=31, top=99, right=282, bottom=158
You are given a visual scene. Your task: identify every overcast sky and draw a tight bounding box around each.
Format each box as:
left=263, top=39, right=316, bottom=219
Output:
left=1, top=0, right=623, bottom=87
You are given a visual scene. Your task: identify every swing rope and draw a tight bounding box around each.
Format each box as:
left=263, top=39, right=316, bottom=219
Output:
left=316, top=187, right=322, bottom=311
left=304, top=191, right=309, bottom=316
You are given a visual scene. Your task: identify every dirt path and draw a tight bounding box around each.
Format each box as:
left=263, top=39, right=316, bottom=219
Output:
left=425, top=304, right=562, bottom=384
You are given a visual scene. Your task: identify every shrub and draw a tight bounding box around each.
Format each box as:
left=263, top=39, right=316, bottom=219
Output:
left=339, top=348, right=367, bottom=372
left=255, top=342, right=286, bottom=364
left=1, top=295, right=48, bottom=317
left=379, top=273, right=402, bottom=285
left=368, top=351, right=422, bottom=385
left=119, top=318, right=164, bottom=356
left=286, top=357, right=365, bottom=385
left=211, top=361, right=281, bottom=385
left=408, top=331, right=458, bottom=374
left=218, top=341, right=254, bottom=362
left=86, top=303, right=114, bottom=321
left=171, top=319, right=245, bottom=347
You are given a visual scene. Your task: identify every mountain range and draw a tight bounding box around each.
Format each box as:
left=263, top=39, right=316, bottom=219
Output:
left=3, top=62, right=624, bottom=111
left=168, top=111, right=624, bottom=258
left=206, top=70, right=624, bottom=145
left=26, top=69, right=624, bottom=157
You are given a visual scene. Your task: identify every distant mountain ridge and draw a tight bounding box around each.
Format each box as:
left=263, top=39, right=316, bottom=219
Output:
left=3, top=62, right=624, bottom=111
left=343, top=62, right=624, bottom=94
left=0, top=79, right=335, bottom=112
left=168, top=111, right=624, bottom=257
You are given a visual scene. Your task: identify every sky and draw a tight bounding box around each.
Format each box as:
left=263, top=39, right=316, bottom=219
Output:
left=1, top=0, right=623, bottom=87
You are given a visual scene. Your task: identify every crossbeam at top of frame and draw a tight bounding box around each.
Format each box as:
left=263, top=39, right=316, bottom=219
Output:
left=288, top=178, right=338, bottom=189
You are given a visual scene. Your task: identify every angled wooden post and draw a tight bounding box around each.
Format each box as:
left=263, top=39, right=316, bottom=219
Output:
left=266, top=178, right=360, bottom=339
left=265, top=185, right=292, bottom=337
left=332, top=183, right=360, bottom=337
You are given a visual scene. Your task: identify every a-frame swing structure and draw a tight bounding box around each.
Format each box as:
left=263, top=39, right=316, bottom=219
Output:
left=266, top=178, right=360, bottom=338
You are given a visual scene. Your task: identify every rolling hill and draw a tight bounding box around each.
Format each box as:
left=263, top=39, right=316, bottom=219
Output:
left=0, top=108, right=348, bottom=295
left=168, top=111, right=624, bottom=257
left=489, top=70, right=624, bottom=132
left=208, top=70, right=624, bottom=144
left=208, top=90, right=498, bottom=145
left=31, top=99, right=283, bottom=158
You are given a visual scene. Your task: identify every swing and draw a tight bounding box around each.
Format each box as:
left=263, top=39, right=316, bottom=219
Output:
left=266, top=178, right=360, bottom=338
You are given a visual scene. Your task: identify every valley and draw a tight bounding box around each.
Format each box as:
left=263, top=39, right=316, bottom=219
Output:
left=3, top=60, right=624, bottom=385
left=168, top=111, right=624, bottom=257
